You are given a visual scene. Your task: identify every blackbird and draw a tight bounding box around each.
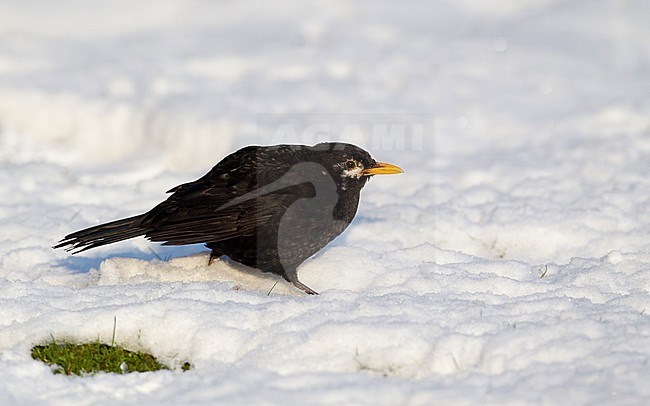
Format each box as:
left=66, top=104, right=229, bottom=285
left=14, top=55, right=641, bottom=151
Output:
left=54, top=142, right=403, bottom=294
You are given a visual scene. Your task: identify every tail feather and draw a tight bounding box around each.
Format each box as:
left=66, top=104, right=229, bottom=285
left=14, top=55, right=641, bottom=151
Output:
left=53, top=215, right=147, bottom=254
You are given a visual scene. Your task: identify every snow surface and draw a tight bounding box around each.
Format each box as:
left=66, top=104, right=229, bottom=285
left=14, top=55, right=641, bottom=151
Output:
left=1, top=0, right=650, bottom=404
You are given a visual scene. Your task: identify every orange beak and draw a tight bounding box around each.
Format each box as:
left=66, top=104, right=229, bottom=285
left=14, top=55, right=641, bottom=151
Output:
left=362, top=162, right=404, bottom=176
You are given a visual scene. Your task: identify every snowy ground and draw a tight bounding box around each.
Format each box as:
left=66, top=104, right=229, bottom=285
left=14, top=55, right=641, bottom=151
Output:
left=1, top=0, right=649, bottom=404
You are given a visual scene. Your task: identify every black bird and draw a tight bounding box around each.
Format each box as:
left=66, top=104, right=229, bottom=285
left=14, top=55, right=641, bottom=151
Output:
left=54, top=143, right=403, bottom=294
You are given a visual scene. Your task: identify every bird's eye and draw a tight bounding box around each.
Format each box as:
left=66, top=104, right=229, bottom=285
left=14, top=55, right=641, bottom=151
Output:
left=345, top=160, right=357, bottom=169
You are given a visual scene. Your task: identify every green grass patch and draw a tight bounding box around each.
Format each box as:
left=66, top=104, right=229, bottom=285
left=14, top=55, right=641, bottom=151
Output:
left=32, top=318, right=191, bottom=375
left=31, top=339, right=171, bottom=376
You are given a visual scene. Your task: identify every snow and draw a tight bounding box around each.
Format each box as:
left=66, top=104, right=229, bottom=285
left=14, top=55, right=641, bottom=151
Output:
left=1, top=0, right=649, bottom=404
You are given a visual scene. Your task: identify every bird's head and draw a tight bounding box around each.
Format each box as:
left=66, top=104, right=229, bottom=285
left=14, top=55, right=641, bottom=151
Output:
left=312, top=143, right=404, bottom=191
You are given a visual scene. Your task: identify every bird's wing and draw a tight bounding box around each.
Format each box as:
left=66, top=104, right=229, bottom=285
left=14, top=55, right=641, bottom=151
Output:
left=143, top=184, right=315, bottom=245
left=138, top=146, right=316, bottom=245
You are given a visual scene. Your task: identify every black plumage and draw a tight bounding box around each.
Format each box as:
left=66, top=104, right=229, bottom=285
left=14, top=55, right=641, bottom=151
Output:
left=54, top=142, right=403, bottom=294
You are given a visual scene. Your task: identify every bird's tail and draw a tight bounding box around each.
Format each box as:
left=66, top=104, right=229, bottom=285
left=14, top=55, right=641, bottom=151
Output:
left=53, top=215, right=147, bottom=254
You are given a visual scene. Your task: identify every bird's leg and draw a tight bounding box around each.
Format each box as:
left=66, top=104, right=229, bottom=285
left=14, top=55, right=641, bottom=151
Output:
left=208, top=251, right=221, bottom=266
left=291, top=279, right=319, bottom=295
left=283, top=269, right=318, bottom=295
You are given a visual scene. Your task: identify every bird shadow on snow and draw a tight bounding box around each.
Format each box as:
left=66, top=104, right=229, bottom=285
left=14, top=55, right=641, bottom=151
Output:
left=56, top=244, right=207, bottom=275
left=54, top=243, right=300, bottom=294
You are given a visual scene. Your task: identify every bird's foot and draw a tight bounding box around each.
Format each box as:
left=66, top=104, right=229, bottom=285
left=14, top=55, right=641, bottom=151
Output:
left=291, top=280, right=319, bottom=295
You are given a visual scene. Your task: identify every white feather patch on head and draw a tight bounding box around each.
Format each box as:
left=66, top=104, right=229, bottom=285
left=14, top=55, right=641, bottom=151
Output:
left=339, top=159, right=365, bottom=179
left=342, top=166, right=364, bottom=179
